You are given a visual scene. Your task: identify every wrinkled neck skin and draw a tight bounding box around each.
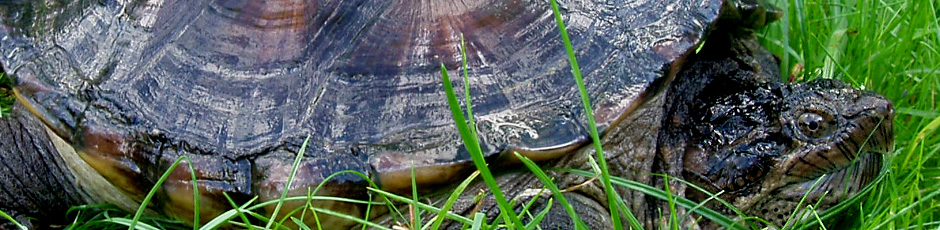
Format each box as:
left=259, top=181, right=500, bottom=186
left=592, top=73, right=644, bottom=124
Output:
left=654, top=30, right=785, bottom=228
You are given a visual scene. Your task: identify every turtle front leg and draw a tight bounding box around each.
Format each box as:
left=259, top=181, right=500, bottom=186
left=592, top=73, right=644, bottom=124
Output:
left=0, top=112, right=85, bottom=228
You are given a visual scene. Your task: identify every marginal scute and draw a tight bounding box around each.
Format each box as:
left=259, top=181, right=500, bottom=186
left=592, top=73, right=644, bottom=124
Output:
left=70, top=127, right=153, bottom=199
left=44, top=125, right=143, bottom=215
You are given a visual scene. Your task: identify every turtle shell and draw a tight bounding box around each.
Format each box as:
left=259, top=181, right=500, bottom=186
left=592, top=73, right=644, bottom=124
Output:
left=0, top=0, right=723, bottom=225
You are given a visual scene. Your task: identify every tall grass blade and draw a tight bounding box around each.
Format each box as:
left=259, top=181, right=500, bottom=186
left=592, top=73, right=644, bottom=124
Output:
left=429, top=170, right=482, bottom=230
left=523, top=197, right=553, bottom=230
left=410, top=163, right=421, bottom=229
left=514, top=152, right=587, bottom=230
left=367, top=187, right=474, bottom=224
left=562, top=169, right=749, bottom=230
left=129, top=156, right=197, bottom=230
left=307, top=169, right=392, bottom=229
left=872, top=172, right=940, bottom=230
left=108, top=218, right=162, bottom=230
left=459, top=33, right=479, bottom=139
left=359, top=190, right=375, bottom=230
left=471, top=213, right=486, bottom=230
left=662, top=174, right=680, bottom=230
left=201, top=209, right=241, bottom=230
left=291, top=217, right=312, bottom=230
left=611, top=193, right=643, bottom=230
left=264, top=136, right=311, bottom=229
left=221, top=191, right=254, bottom=227
left=305, top=208, right=393, bottom=230
left=201, top=195, right=258, bottom=230
left=440, top=64, right=524, bottom=228
left=548, top=0, right=622, bottom=229
left=781, top=177, right=828, bottom=229
left=189, top=159, right=200, bottom=229
left=0, top=210, right=26, bottom=230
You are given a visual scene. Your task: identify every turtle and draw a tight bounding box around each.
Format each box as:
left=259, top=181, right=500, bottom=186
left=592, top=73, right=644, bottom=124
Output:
left=0, top=0, right=893, bottom=229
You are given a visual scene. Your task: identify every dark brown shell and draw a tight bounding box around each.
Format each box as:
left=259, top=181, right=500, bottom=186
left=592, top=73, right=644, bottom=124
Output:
left=0, top=0, right=722, bottom=225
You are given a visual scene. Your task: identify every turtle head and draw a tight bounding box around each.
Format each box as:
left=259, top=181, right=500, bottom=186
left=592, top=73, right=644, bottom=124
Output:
left=682, top=78, right=893, bottom=226
left=758, top=79, right=892, bottom=225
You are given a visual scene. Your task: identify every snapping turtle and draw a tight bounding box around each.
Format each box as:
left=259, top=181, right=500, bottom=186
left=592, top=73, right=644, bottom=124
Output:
left=0, top=0, right=892, bottom=229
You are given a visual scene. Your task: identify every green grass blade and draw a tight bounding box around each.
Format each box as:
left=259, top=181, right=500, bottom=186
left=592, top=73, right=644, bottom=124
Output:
left=678, top=190, right=725, bottom=227
left=872, top=181, right=940, bottom=230
left=612, top=192, right=643, bottom=230
left=548, top=0, right=622, bottom=229
left=561, top=169, right=749, bottom=230
left=129, top=156, right=197, bottom=230
left=0, top=73, right=13, bottom=118
left=471, top=213, right=486, bottom=230
left=514, top=188, right=546, bottom=230
left=291, top=217, right=312, bottom=230
left=905, top=110, right=940, bottom=159
left=305, top=208, right=393, bottom=230
left=429, top=170, right=482, bottom=230
left=0, top=210, right=26, bottom=230
left=781, top=175, right=829, bottom=229
left=459, top=33, right=479, bottom=139
left=410, top=163, right=421, bottom=229
left=200, top=209, right=240, bottom=230
left=246, top=196, right=381, bottom=210
left=107, top=218, right=162, bottom=230
left=303, top=170, right=397, bottom=226
left=524, top=201, right=552, bottom=230
left=360, top=189, right=374, bottom=230
left=264, top=135, right=311, bottom=229
left=221, top=193, right=255, bottom=228
left=440, top=64, right=524, bottom=228
left=662, top=174, right=679, bottom=230
left=514, top=152, right=587, bottom=230
left=187, top=158, right=200, bottom=229
left=367, top=187, right=474, bottom=225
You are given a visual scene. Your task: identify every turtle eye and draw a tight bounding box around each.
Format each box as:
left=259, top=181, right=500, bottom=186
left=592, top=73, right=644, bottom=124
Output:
left=797, top=112, right=831, bottom=138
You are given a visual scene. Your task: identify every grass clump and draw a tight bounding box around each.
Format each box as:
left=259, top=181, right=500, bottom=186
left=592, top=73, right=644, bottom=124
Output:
left=759, top=0, right=940, bottom=229
left=0, top=73, right=14, bottom=117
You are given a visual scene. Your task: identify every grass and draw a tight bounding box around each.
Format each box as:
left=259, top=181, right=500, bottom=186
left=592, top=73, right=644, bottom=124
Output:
left=548, top=1, right=624, bottom=229
left=1, top=0, right=938, bottom=229
left=758, top=0, right=940, bottom=229
left=0, top=73, right=14, bottom=117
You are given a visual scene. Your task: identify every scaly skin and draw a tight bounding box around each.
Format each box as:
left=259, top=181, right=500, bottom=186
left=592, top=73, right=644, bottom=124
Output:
left=0, top=108, right=83, bottom=229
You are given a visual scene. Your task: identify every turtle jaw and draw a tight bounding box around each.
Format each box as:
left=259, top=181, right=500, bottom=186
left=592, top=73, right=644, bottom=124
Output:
left=747, top=149, right=885, bottom=227
left=775, top=150, right=883, bottom=201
